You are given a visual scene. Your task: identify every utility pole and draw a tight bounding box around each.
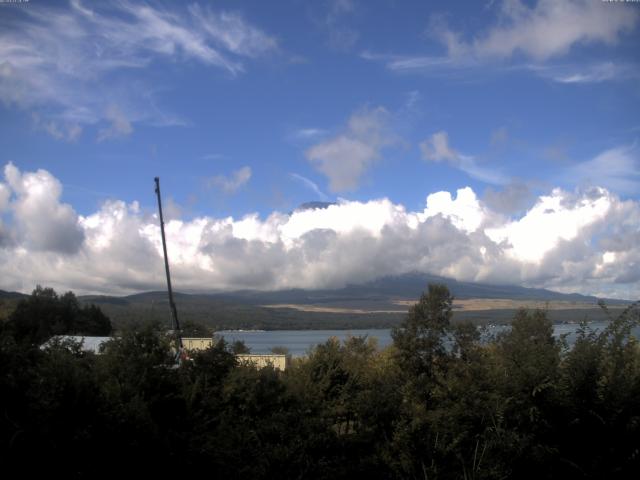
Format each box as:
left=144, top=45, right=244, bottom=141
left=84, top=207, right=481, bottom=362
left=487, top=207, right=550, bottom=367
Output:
left=154, top=177, right=183, bottom=359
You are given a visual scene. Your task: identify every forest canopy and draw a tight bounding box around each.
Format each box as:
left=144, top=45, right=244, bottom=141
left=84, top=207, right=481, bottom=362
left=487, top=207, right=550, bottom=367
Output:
left=0, top=284, right=638, bottom=478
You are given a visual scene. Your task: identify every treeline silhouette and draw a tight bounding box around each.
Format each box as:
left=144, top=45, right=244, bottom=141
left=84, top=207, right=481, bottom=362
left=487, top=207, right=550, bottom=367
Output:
left=0, top=285, right=639, bottom=478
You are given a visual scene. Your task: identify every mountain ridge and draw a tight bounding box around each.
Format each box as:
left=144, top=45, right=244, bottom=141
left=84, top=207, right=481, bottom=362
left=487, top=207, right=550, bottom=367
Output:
left=2, top=275, right=630, bottom=331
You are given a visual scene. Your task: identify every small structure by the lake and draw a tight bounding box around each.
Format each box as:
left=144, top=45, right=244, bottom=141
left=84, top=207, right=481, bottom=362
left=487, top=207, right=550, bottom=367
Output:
left=40, top=336, right=289, bottom=370
left=182, top=337, right=214, bottom=351
left=182, top=337, right=290, bottom=371
left=235, top=353, right=290, bottom=371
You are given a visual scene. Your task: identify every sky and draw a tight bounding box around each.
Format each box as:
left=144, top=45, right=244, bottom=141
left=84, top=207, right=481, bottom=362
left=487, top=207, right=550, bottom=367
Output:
left=0, top=0, right=639, bottom=299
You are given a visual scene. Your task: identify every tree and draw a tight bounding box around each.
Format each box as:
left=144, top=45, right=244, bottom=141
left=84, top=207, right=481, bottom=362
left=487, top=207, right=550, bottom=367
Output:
left=555, top=301, right=640, bottom=478
left=181, top=319, right=211, bottom=337
left=489, top=308, right=562, bottom=477
left=392, top=283, right=453, bottom=386
left=231, top=339, right=250, bottom=354
left=7, top=286, right=112, bottom=345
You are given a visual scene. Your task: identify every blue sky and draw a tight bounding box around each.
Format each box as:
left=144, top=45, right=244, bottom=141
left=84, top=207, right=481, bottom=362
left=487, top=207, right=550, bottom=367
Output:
left=0, top=0, right=639, bottom=298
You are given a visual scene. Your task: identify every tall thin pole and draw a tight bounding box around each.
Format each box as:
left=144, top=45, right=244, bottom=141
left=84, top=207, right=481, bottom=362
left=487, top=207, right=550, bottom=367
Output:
left=154, top=177, right=183, bottom=352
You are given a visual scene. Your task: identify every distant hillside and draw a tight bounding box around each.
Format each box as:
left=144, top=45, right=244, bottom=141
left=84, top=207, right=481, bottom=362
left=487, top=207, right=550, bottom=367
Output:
left=2, top=274, right=628, bottom=331
left=197, top=272, right=610, bottom=305
left=75, top=273, right=628, bottom=331
left=0, top=290, right=27, bottom=321
left=0, top=289, right=28, bottom=300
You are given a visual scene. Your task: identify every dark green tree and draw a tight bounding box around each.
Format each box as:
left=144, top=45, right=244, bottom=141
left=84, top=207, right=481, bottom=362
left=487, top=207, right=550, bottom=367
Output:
left=181, top=319, right=211, bottom=337
left=392, top=283, right=453, bottom=387
left=7, top=286, right=111, bottom=345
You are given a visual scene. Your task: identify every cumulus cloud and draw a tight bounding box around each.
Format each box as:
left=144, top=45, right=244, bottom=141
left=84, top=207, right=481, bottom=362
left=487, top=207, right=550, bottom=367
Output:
left=306, top=107, right=397, bottom=192
left=0, top=181, right=11, bottom=246
left=209, top=166, right=252, bottom=194
left=0, top=181, right=11, bottom=212
left=0, top=1, right=277, bottom=140
left=420, top=131, right=507, bottom=185
left=483, top=182, right=534, bottom=216
left=3, top=163, right=84, bottom=254
left=1, top=164, right=639, bottom=299
left=485, top=187, right=611, bottom=263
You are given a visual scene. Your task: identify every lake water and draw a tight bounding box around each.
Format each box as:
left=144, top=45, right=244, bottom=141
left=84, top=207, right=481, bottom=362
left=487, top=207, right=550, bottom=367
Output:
left=216, top=322, right=640, bottom=357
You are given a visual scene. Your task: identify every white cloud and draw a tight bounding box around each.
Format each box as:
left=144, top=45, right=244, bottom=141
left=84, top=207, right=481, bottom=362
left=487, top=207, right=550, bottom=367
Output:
left=31, top=114, right=83, bottom=142
left=362, top=2, right=638, bottom=83
left=291, top=128, right=327, bottom=140
left=435, top=0, right=638, bottom=61
left=306, top=107, right=397, bottom=192
left=420, top=131, right=458, bottom=162
left=568, top=145, right=640, bottom=196
left=359, top=51, right=468, bottom=76
left=420, top=187, right=489, bottom=234
left=483, top=182, right=533, bottom=215
left=209, top=166, right=252, bottom=194
left=97, top=105, right=133, bottom=142
left=3, top=163, right=84, bottom=254
left=526, top=61, right=640, bottom=84
left=0, top=182, right=9, bottom=212
left=289, top=173, right=330, bottom=201
left=188, top=5, right=277, bottom=58
left=0, top=1, right=277, bottom=140
left=420, top=131, right=508, bottom=185
left=323, top=0, right=359, bottom=50
left=1, top=164, right=639, bottom=298
left=485, top=187, right=611, bottom=263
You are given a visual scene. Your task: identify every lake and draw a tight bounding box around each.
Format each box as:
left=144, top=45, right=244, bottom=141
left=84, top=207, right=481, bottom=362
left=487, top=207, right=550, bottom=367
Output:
left=216, top=322, right=640, bottom=357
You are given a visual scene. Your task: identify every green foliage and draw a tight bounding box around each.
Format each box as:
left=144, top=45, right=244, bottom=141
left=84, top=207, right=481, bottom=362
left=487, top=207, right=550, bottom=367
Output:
left=6, top=285, right=112, bottom=345
left=392, top=283, right=453, bottom=390
left=231, top=339, right=251, bottom=354
left=180, top=319, right=212, bottom=337
left=0, top=284, right=638, bottom=479
left=553, top=301, right=640, bottom=478
left=270, top=345, right=290, bottom=354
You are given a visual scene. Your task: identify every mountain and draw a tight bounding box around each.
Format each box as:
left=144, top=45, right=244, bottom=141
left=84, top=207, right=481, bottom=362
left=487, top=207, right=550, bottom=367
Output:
left=76, top=273, right=627, bottom=331
left=2, top=274, right=628, bottom=331
left=0, top=289, right=28, bottom=300
left=293, top=201, right=336, bottom=213
left=0, top=289, right=28, bottom=321
left=191, top=272, right=606, bottom=305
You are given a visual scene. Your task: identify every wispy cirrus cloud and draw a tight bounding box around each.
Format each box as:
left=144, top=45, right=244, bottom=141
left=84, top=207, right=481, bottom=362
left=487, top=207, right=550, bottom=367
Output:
left=524, top=61, right=640, bottom=84
left=293, top=128, right=328, bottom=140
left=322, top=0, right=359, bottom=51
left=433, top=0, right=638, bottom=62
left=289, top=173, right=330, bottom=202
left=360, top=51, right=472, bottom=74
left=568, top=145, right=640, bottom=196
left=420, top=131, right=508, bottom=185
left=362, top=1, right=639, bottom=83
left=0, top=0, right=277, bottom=140
left=97, top=105, right=134, bottom=142
left=285, top=127, right=329, bottom=145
